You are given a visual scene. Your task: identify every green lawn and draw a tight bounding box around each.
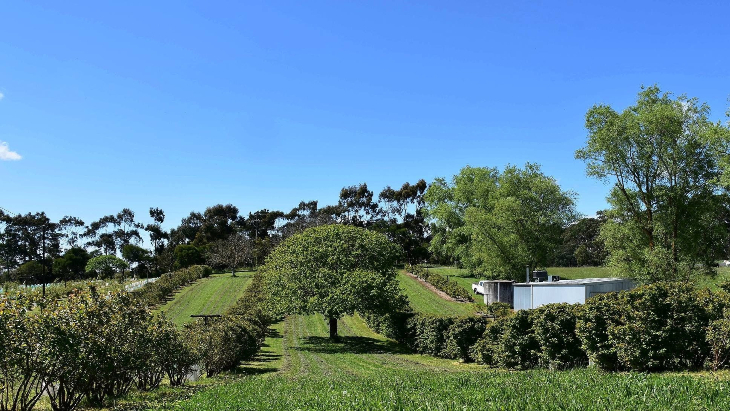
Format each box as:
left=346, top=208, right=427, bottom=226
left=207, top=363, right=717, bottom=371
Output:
left=397, top=271, right=478, bottom=316
left=157, top=271, right=254, bottom=326
left=162, top=313, right=730, bottom=410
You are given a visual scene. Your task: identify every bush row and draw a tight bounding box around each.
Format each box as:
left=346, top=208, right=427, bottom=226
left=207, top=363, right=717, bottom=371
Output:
left=366, top=283, right=730, bottom=372
left=186, top=272, right=271, bottom=376
left=407, top=264, right=473, bottom=302
left=363, top=311, right=488, bottom=362
left=470, top=282, right=730, bottom=372
left=0, top=289, right=197, bottom=411
left=133, top=265, right=212, bottom=306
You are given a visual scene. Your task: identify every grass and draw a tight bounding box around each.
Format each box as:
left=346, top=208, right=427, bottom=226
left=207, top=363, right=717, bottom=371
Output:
left=157, top=271, right=254, bottom=326
left=162, top=313, right=730, bottom=410
left=397, top=271, right=478, bottom=316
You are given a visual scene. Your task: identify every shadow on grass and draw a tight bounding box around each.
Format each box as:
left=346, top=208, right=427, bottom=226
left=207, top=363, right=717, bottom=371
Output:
left=233, top=325, right=283, bottom=376
left=297, top=336, right=411, bottom=355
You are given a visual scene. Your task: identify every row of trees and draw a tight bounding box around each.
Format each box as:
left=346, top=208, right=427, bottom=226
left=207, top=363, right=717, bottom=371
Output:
left=3, top=86, right=729, bottom=285
left=0, top=179, right=433, bottom=285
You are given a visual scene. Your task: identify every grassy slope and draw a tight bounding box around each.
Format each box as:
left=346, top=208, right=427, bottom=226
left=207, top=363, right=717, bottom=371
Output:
left=397, top=271, right=477, bottom=316
left=167, top=313, right=730, bottom=410
left=157, top=272, right=254, bottom=326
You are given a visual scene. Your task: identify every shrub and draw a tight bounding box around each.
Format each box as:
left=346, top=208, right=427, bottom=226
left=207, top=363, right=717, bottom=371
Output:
left=0, top=294, right=45, bottom=411
left=609, top=283, right=711, bottom=372
left=441, top=316, right=488, bottom=362
left=406, top=315, right=454, bottom=356
left=576, top=291, right=624, bottom=370
left=361, top=311, right=414, bottom=342
left=497, top=310, right=538, bottom=369
left=484, top=302, right=512, bottom=319
left=532, top=303, right=587, bottom=369
left=469, top=319, right=507, bottom=366
left=707, top=313, right=730, bottom=371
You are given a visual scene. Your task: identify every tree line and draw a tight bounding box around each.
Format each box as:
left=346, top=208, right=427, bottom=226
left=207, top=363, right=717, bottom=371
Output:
left=2, top=85, right=730, bottom=285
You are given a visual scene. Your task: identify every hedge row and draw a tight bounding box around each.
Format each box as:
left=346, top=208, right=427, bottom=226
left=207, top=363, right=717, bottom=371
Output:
left=470, top=282, right=730, bottom=372
left=363, top=311, right=488, bottom=362
left=407, top=264, right=473, bottom=302
left=366, top=283, right=730, bottom=372
left=0, top=289, right=196, bottom=411
left=133, top=265, right=212, bottom=306
left=187, top=271, right=271, bottom=376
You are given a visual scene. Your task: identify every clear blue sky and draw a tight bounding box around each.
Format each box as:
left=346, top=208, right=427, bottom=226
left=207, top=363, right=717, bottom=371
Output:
left=2, top=1, right=729, bottom=229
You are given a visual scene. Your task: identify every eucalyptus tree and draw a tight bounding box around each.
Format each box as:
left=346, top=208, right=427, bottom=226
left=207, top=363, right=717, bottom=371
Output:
left=424, top=164, right=578, bottom=280
left=576, top=86, right=730, bottom=283
left=337, top=183, right=379, bottom=227
left=262, top=224, right=406, bottom=339
left=58, top=216, right=85, bottom=250
left=377, top=179, right=430, bottom=264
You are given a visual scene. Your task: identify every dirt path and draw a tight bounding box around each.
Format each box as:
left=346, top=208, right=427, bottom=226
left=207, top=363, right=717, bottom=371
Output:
left=404, top=271, right=461, bottom=302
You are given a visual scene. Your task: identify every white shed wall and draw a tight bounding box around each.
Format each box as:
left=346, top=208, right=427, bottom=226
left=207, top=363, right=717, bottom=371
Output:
left=532, top=285, right=586, bottom=309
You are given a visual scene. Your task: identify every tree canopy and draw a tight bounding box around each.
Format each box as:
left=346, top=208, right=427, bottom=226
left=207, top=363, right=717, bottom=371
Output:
left=424, top=163, right=578, bottom=280
left=576, top=85, right=730, bottom=283
left=261, top=224, right=406, bottom=339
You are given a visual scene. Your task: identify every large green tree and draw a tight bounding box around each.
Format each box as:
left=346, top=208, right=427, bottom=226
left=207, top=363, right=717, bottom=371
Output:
left=576, top=86, right=730, bottom=283
left=424, top=164, right=578, bottom=280
left=261, top=224, right=407, bottom=339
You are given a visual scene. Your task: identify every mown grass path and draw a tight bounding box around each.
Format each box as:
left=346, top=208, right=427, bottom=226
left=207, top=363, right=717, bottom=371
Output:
left=397, top=271, right=477, bottom=316
left=157, top=272, right=254, bottom=326
left=165, top=312, right=730, bottom=411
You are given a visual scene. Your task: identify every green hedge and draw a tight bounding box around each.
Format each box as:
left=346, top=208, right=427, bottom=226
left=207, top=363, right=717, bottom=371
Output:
left=407, top=264, right=473, bottom=302
left=577, top=282, right=729, bottom=372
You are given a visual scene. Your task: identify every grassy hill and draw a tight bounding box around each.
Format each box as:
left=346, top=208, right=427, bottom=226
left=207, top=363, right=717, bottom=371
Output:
left=157, top=271, right=254, bottom=326
left=397, top=271, right=478, bottom=316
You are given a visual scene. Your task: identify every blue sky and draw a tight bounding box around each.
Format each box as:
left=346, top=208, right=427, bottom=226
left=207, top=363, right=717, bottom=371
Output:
left=1, top=1, right=729, bottom=229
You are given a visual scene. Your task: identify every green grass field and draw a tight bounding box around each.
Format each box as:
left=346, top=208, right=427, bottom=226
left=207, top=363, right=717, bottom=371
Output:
left=162, top=312, right=730, bottom=410
left=157, top=271, right=254, bottom=326
left=397, top=271, right=478, bottom=316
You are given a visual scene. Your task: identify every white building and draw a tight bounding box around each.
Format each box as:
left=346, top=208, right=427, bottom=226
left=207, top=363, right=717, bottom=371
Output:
left=513, top=278, right=634, bottom=311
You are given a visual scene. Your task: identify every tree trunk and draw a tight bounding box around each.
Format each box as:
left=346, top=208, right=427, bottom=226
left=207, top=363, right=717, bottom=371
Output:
left=329, top=316, right=338, bottom=340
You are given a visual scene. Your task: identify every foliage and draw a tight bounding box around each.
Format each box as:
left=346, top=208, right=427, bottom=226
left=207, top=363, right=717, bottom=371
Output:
left=407, top=264, right=473, bottom=302
left=122, top=244, right=151, bottom=277
left=707, top=310, right=730, bottom=371
left=0, top=294, right=45, bottom=411
left=206, top=233, right=252, bottom=276
left=424, top=164, right=577, bottom=280
left=575, top=291, right=624, bottom=370
left=404, top=315, right=454, bottom=356
left=174, top=245, right=205, bottom=269
left=262, top=224, right=406, bottom=338
left=576, top=85, right=730, bottom=283
left=496, top=310, right=539, bottom=369
left=556, top=215, right=607, bottom=267
left=609, top=283, right=716, bottom=371
left=484, top=302, right=512, bottom=319
left=32, top=289, right=194, bottom=410
left=441, top=316, right=488, bottom=362
left=532, top=303, right=587, bottom=369
left=85, top=255, right=128, bottom=279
